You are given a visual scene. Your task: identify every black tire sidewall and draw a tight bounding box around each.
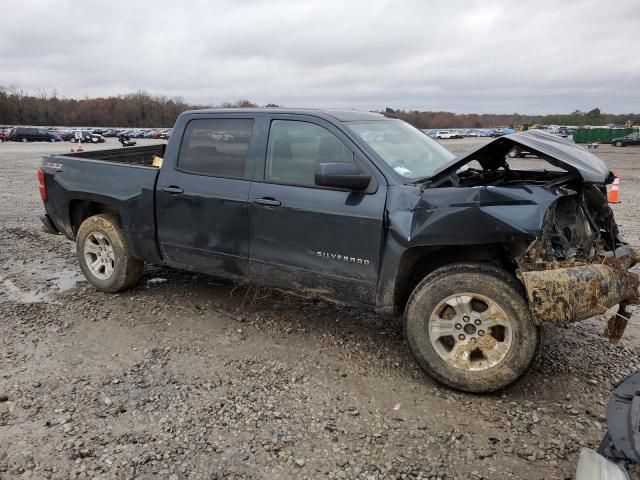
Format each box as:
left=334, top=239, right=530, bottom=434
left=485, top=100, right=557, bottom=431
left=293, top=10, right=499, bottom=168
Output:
left=404, top=263, right=538, bottom=393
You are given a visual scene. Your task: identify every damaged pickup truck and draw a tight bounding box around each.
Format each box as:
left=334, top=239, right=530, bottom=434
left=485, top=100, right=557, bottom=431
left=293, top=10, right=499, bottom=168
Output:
left=38, top=108, right=639, bottom=392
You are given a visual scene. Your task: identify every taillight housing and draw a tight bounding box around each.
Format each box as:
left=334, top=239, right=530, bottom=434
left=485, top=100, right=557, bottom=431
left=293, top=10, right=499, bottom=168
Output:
left=38, top=168, right=46, bottom=202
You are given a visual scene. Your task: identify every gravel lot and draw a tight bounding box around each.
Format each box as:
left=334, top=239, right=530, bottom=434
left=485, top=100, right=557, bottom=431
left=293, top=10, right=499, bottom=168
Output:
left=1, top=137, right=639, bottom=479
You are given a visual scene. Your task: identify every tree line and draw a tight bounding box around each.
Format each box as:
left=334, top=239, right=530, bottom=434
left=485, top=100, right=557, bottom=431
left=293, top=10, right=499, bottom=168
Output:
left=392, top=108, right=639, bottom=129
left=0, top=86, right=637, bottom=128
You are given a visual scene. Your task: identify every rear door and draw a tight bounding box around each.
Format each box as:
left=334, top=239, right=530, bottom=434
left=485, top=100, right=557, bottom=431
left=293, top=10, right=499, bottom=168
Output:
left=156, top=114, right=260, bottom=280
left=248, top=115, right=387, bottom=306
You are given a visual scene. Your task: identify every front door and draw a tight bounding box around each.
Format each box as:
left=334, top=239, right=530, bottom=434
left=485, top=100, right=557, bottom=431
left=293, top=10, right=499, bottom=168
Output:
left=249, top=116, right=387, bottom=306
left=156, top=115, right=258, bottom=280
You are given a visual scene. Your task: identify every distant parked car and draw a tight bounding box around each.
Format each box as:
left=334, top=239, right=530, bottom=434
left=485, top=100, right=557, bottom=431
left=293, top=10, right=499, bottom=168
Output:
left=70, top=131, right=105, bottom=144
left=159, top=129, right=172, bottom=140
left=489, top=130, right=507, bottom=138
left=611, top=132, right=640, bottom=147
left=465, top=130, right=479, bottom=137
left=7, top=127, right=62, bottom=142
left=435, top=130, right=455, bottom=139
left=56, top=130, right=74, bottom=141
left=0, top=131, right=5, bottom=142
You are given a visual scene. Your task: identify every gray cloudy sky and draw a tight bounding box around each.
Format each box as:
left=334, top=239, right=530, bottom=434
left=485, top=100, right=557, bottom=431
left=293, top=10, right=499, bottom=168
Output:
left=1, top=0, right=639, bottom=113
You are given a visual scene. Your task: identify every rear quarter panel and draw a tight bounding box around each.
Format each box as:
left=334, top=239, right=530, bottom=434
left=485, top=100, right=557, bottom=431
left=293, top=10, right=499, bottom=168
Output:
left=42, top=155, right=160, bottom=262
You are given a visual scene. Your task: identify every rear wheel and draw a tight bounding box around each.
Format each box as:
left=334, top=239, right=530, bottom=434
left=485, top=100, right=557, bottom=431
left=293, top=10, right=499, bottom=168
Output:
left=404, top=263, right=539, bottom=393
left=76, top=214, right=143, bottom=292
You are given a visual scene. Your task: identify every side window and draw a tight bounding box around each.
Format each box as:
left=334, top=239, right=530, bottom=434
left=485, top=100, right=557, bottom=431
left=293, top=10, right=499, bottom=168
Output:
left=265, top=120, right=353, bottom=187
left=177, top=118, right=254, bottom=178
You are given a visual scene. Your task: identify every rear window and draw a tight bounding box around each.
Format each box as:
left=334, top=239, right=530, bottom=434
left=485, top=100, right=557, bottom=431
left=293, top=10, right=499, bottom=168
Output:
left=177, top=118, right=254, bottom=178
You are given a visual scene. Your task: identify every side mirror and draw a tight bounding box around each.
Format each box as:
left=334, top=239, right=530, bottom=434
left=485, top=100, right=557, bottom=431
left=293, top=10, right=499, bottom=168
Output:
left=315, top=163, right=371, bottom=190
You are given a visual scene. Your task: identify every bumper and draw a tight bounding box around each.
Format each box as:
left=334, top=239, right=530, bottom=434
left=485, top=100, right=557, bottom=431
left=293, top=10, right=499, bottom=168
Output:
left=519, top=248, right=639, bottom=326
left=39, top=214, right=60, bottom=235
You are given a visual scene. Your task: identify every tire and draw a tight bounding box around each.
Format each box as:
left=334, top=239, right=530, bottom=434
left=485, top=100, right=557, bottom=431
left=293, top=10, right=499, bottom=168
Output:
left=50, top=138, right=55, bottom=143
left=76, top=214, right=143, bottom=293
left=22, top=138, right=27, bottom=143
left=404, top=263, right=539, bottom=393
left=615, top=141, right=623, bottom=147
left=507, top=147, right=519, bottom=158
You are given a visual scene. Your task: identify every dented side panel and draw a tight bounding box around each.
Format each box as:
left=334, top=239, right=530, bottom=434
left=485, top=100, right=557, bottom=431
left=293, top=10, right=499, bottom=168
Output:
left=375, top=184, right=568, bottom=310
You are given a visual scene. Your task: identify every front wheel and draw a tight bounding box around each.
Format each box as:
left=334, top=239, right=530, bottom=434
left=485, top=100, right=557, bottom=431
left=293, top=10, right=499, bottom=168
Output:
left=615, top=141, right=623, bottom=147
left=76, top=214, right=143, bottom=292
left=404, top=263, right=539, bottom=393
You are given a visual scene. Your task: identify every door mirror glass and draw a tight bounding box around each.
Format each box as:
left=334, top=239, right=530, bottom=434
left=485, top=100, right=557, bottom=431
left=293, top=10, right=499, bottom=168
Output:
left=315, top=163, right=371, bottom=190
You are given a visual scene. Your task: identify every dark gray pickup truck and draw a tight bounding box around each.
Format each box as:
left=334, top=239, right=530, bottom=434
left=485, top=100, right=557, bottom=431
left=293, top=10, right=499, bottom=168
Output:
left=38, top=108, right=639, bottom=392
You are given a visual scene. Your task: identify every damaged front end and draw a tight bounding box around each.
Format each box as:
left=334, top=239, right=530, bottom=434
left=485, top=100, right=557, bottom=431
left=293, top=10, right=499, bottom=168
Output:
left=516, top=184, right=639, bottom=340
left=425, top=130, right=640, bottom=340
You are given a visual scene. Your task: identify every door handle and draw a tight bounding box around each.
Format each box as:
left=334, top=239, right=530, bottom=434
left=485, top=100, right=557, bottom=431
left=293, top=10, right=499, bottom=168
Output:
left=160, top=185, right=184, bottom=194
left=252, top=197, right=281, bottom=207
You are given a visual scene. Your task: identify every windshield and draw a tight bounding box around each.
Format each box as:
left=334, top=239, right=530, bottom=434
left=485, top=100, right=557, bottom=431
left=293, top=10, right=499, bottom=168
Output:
left=346, top=119, right=455, bottom=180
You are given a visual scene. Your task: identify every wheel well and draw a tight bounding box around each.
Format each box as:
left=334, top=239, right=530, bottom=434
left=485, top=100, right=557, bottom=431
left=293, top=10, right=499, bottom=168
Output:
left=393, top=243, right=518, bottom=315
left=69, top=200, right=118, bottom=236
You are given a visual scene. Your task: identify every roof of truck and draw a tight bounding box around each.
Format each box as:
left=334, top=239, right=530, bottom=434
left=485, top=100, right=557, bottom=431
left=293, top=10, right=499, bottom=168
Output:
left=182, top=108, right=389, bottom=122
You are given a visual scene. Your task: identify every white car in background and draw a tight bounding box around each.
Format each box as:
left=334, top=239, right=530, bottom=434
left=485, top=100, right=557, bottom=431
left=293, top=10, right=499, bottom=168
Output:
left=435, top=130, right=455, bottom=139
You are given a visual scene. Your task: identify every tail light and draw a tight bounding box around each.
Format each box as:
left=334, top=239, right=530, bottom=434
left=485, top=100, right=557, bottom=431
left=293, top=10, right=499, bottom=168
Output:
left=37, top=168, right=47, bottom=202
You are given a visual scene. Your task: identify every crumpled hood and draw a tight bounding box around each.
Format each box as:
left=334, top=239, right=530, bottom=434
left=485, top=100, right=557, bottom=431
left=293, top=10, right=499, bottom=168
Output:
left=431, top=130, right=611, bottom=184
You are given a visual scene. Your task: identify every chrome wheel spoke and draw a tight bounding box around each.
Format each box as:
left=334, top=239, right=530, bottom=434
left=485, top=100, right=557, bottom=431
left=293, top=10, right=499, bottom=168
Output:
left=446, top=341, right=471, bottom=370
left=430, top=318, right=458, bottom=338
left=104, top=260, right=114, bottom=277
left=479, top=336, right=510, bottom=366
left=445, top=295, right=473, bottom=317
left=85, top=241, right=100, bottom=255
left=478, top=304, right=506, bottom=329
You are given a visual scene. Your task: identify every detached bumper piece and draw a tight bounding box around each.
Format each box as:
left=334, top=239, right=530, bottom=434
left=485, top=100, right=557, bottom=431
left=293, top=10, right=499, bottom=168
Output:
left=39, top=214, right=60, bottom=235
left=520, top=259, right=639, bottom=327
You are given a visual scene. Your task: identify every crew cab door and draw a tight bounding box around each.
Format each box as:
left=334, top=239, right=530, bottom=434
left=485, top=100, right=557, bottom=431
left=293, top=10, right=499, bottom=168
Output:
left=155, top=114, right=259, bottom=279
left=249, top=115, right=387, bottom=306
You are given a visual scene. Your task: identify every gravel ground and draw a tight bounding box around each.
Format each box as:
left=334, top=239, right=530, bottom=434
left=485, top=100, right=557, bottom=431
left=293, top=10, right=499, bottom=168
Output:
left=1, top=137, right=639, bottom=480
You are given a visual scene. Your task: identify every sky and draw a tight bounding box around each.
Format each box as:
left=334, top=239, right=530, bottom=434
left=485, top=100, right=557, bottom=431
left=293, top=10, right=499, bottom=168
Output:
left=1, top=0, right=639, bottom=114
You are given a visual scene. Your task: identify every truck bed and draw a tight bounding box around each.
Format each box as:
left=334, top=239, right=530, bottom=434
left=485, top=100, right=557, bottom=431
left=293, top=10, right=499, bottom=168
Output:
left=61, top=144, right=166, bottom=166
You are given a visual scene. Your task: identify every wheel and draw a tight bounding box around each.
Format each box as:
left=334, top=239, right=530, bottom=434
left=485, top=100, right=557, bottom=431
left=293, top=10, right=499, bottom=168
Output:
left=404, top=263, right=539, bottom=393
left=507, top=147, right=519, bottom=158
left=76, top=214, right=144, bottom=292
left=22, top=138, right=27, bottom=143
left=615, top=141, right=623, bottom=147
left=70, top=138, right=76, bottom=143
left=91, top=137, right=98, bottom=143
left=50, top=138, right=55, bottom=143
